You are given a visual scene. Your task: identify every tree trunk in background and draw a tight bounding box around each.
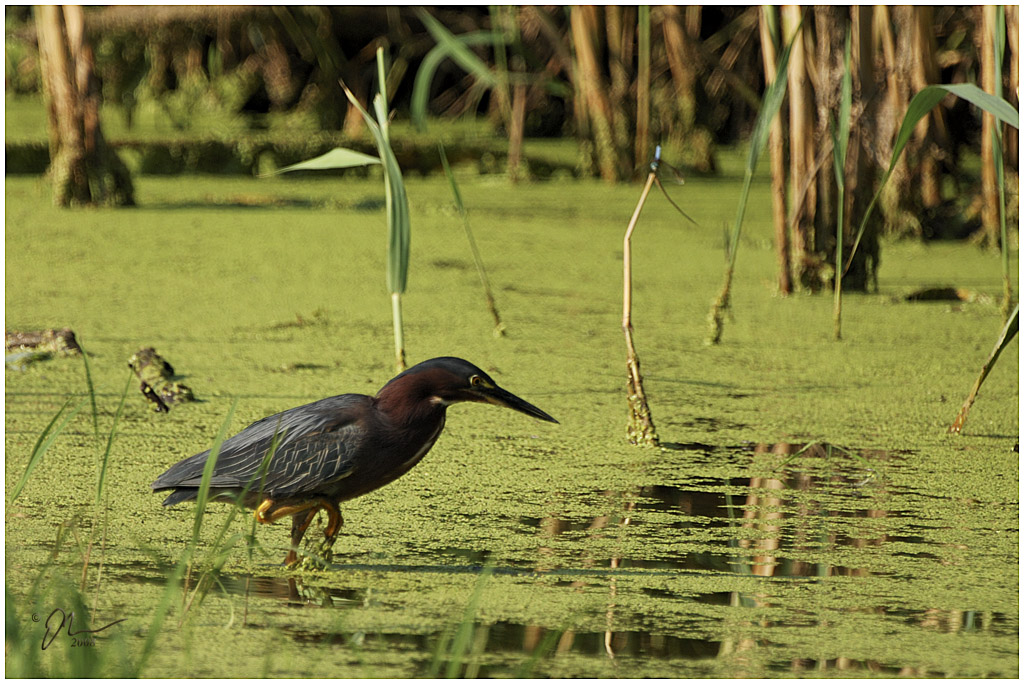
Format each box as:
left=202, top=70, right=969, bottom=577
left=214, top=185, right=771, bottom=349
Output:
left=875, top=5, right=912, bottom=234
left=634, top=5, right=651, bottom=170
left=1007, top=5, right=1019, bottom=169
left=508, top=81, right=527, bottom=181
left=569, top=5, right=625, bottom=181
left=813, top=7, right=839, bottom=261
left=661, top=6, right=698, bottom=141
left=845, top=6, right=880, bottom=291
left=979, top=5, right=999, bottom=248
left=782, top=6, right=879, bottom=294
left=605, top=4, right=634, bottom=163
left=35, top=5, right=134, bottom=207
left=659, top=5, right=715, bottom=172
left=759, top=6, right=792, bottom=295
left=782, top=6, right=820, bottom=290
left=908, top=6, right=945, bottom=210
left=880, top=7, right=950, bottom=238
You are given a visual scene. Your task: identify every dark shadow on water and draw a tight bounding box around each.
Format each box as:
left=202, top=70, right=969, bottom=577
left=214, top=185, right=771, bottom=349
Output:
left=143, top=198, right=319, bottom=211
left=658, top=440, right=718, bottom=451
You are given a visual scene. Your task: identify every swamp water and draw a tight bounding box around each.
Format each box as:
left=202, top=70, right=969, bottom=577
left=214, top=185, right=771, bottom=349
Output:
left=5, top=173, right=1018, bottom=677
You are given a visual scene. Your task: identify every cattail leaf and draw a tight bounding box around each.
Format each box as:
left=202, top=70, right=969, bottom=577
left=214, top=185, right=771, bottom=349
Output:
left=728, top=14, right=798, bottom=262
left=9, top=398, right=85, bottom=502
left=846, top=83, right=1019, bottom=274
left=411, top=32, right=497, bottom=131
left=416, top=9, right=499, bottom=91
left=275, top=148, right=380, bottom=175
left=341, top=83, right=411, bottom=295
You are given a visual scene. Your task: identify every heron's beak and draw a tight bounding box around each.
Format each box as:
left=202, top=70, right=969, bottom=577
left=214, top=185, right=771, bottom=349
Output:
left=480, top=385, right=558, bottom=424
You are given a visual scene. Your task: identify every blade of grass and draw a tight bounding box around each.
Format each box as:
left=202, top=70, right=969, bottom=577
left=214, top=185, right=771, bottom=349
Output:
left=132, top=554, right=188, bottom=676
left=279, top=48, right=410, bottom=370
left=183, top=398, right=238, bottom=602
left=93, top=370, right=133, bottom=507
left=185, top=428, right=283, bottom=614
left=81, top=370, right=134, bottom=590
left=949, top=303, right=1019, bottom=434
left=706, top=14, right=800, bottom=345
left=444, top=563, right=495, bottom=678
left=514, top=622, right=570, bottom=677
left=845, top=83, right=1019, bottom=276
left=341, top=47, right=411, bottom=371
left=9, top=397, right=85, bottom=502
left=831, top=26, right=853, bottom=341
left=427, top=562, right=495, bottom=677
left=438, top=142, right=505, bottom=336
left=411, top=31, right=499, bottom=131
left=79, top=339, right=99, bottom=439
left=416, top=9, right=499, bottom=91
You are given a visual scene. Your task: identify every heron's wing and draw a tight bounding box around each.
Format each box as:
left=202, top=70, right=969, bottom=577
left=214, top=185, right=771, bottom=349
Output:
left=226, top=421, right=365, bottom=498
left=152, top=394, right=368, bottom=497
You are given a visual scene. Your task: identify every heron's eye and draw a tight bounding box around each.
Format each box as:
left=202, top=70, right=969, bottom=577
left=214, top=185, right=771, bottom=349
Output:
left=470, top=375, right=483, bottom=387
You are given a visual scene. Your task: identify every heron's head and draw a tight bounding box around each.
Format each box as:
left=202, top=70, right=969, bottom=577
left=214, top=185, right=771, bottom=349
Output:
left=378, top=357, right=558, bottom=423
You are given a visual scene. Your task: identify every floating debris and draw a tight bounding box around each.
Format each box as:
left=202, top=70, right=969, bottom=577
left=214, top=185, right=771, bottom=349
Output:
left=128, top=347, right=195, bottom=412
left=5, top=328, right=82, bottom=356
left=900, top=287, right=989, bottom=303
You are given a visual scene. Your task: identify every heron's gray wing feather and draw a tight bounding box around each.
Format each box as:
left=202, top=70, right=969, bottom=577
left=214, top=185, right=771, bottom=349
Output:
left=152, top=394, right=368, bottom=495
left=240, top=427, right=362, bottom=497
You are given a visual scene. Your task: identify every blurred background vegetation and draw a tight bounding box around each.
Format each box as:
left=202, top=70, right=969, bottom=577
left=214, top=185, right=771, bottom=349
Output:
left=5, top=5, right=1019, bottom=288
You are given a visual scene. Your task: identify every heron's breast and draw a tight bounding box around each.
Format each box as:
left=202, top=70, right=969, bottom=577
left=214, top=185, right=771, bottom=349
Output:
left=399, top=414, right=446, bottom=471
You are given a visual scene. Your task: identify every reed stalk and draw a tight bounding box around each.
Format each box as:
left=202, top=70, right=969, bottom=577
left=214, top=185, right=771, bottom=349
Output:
left=622, top=170, right=659, bottom=447
left=280, top=48, right=411, bottom=371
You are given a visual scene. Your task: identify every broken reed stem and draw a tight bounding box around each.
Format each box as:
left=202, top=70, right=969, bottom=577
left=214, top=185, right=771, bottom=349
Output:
left=622, top=171, right=660, bottom=447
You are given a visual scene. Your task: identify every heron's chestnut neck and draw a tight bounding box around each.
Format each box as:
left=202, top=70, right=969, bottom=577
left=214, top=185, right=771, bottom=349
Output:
left=374, top=368, right=456, bottom=426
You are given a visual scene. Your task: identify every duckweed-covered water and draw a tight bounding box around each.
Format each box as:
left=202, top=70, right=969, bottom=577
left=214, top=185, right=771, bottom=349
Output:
left=5, top=168, right=1018, bottom=678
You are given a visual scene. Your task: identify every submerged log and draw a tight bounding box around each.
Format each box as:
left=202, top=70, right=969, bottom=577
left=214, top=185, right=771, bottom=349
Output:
left=128, top=347, right=195, bottom=412
left=5, top=328, right=83, bottom=356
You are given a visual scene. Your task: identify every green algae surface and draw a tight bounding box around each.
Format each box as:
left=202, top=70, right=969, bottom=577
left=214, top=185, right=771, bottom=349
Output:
left=5, top=166, right=1018, bottom=677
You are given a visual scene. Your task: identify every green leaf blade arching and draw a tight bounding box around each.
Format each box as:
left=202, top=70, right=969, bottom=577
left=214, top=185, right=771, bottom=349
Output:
left=728, top=15, right=797, bottom=265
left=416, top=9, right=499, bottom=91
left=411, top=31, right=499, bottom=131
left=846, top=83, right=1019, bottom=276
left=382, top=144, right=411, bottom=295
left=939, top=82, right=1019, bottom=129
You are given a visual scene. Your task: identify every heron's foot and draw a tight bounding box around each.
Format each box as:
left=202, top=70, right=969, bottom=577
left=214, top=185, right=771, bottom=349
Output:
left=289, top=510, right=340, bottom=570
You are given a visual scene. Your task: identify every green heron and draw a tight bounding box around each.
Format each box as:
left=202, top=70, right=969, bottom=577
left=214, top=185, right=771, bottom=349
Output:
left=152, top=357, right=557, bottom=566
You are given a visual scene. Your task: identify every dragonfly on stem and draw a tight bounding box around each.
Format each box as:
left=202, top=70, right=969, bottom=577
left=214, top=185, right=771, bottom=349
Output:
left=646, top=145, right=699, bottom=226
